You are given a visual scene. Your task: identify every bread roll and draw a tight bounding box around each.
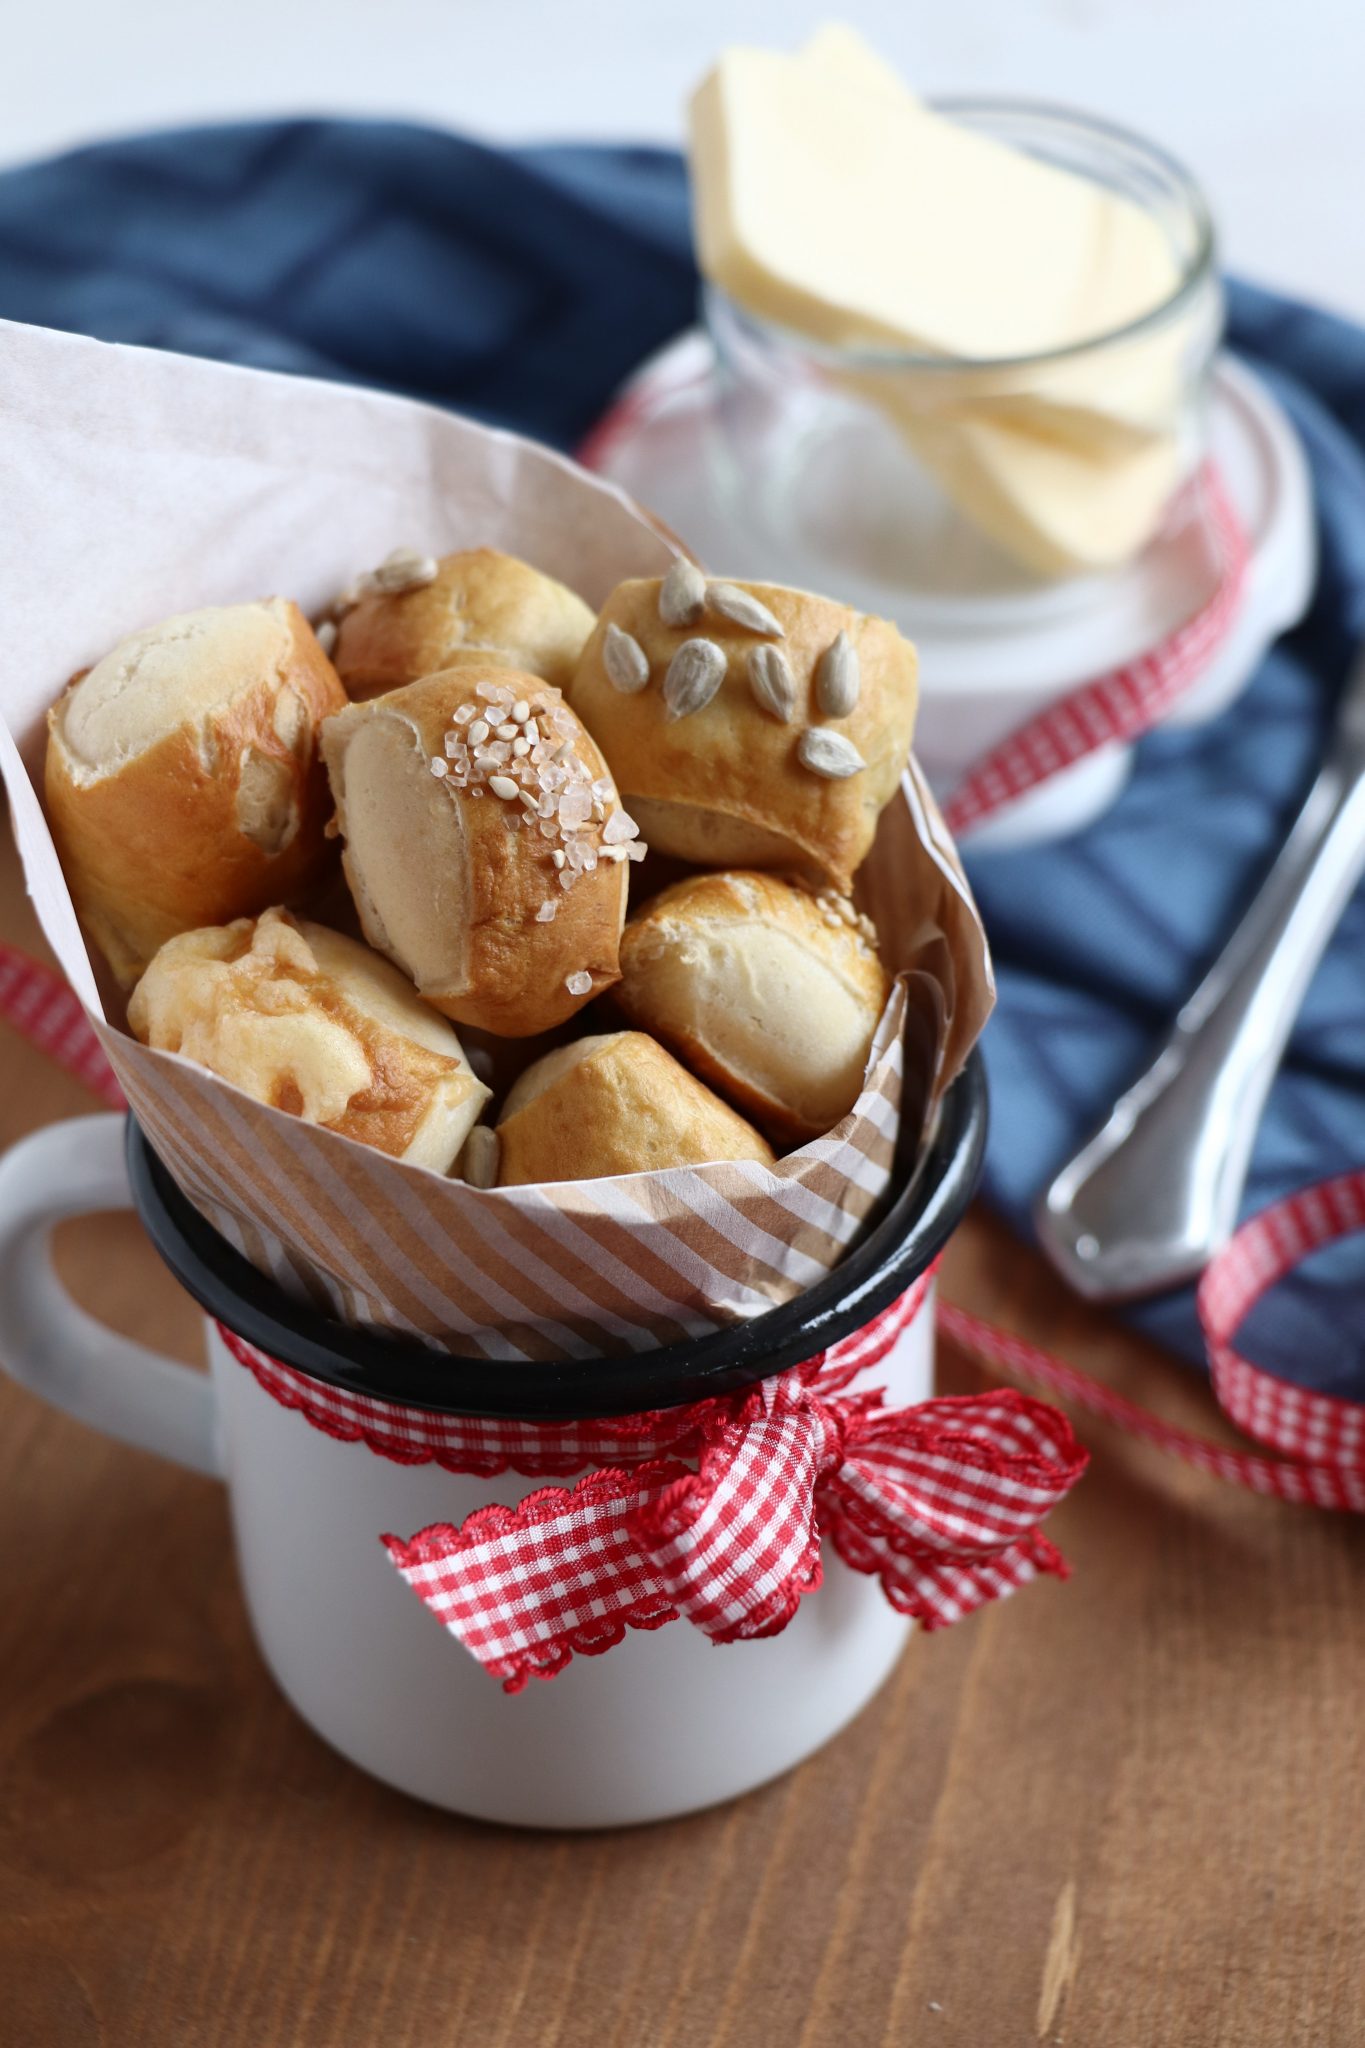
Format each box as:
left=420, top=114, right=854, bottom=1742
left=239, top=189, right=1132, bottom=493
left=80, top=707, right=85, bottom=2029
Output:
left=45, top=601, right=345, bottom=985
left=616, top=872, right=890, bottom=1143
left=334, top=547, right=596, bottom=702
left=322, top=667, right=634, bottom=1037
left=569, top=579, right=916, bottom=891
left=129, top=908, right=491, bottom=1170
left=496, top=1030, right=775, bottom=1184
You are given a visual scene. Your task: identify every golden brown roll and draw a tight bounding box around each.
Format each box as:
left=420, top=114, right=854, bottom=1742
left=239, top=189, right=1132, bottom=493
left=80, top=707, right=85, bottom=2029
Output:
left=495, top=1030, right=775, bottom=1184
left=333, top=547, right=597, bottom=702
left=321, top=667, right=635, bottom=1037
left=569, top=578, right=916, bottom=892
left=128, top=908, right=491, bottom=1170
left=45, top=600, right=345, bottom=986
left=616, top=871, right=890, bottom=1144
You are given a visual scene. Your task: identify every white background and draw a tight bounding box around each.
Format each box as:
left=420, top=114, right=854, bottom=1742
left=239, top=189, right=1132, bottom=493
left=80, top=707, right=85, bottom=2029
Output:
left=2, top=0, right=1363, bottom=320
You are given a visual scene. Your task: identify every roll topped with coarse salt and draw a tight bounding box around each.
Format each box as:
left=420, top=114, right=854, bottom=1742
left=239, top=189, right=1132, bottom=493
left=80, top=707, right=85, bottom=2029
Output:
left=569, top=569, right=917, bottom=893
left=321, top=667, right=641, bottom=1036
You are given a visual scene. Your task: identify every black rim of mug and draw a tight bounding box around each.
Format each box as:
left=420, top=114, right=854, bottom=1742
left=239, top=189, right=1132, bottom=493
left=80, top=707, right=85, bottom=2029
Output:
left=124, top=1050, right=987, bottom=1421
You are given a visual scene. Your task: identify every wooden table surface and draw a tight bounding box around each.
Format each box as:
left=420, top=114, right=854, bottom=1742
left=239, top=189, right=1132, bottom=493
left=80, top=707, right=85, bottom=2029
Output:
left=1, top=827, right=1362, bottom=2048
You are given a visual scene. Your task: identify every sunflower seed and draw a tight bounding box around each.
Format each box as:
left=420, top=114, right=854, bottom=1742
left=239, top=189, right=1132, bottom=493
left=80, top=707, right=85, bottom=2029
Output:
left=372, top=547, right=439, bottom=595
left=462, top=1125, right=499, bottom=1190
left=603, top=622, right=651, bottom=694
left=707, top=582, right=784, bottom=637
left=797, top=727, right=866, bottom=779
left=663, top=638, right=727, bottom=720
left=747, top=644, right=796, bottom=723
left=314, top=617, right=338, bottom=656
left=815, top=631, right=860, bottom=718
left=659, top=557, right=707, bottom=628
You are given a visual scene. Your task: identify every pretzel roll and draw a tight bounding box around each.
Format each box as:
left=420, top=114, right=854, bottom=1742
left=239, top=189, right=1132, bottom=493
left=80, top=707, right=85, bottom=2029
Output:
left=45, top=601, right=345, bottom=985
left=569, top=579, right=916, bottom=891
left=495, top=1030, right=775, bottom=1184
left=333, top=547, right=596, bottom=702
left=322, top=667, right=633, bottom=1037
left=129, top=909, right=491, bottom=1170
left=617, top=871, right=890, bottom=1144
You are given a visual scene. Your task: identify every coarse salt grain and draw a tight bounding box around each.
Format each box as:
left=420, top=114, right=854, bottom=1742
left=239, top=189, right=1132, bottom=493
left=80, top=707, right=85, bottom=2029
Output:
left=468, top=719, right=489, bottom=745
left=601, top=809, right=638, bottom=844
left=535, top=901, right=557, bottom=922
left=429, top=757, right=448, bottom=777
left=565, top=971, right=592, bottom=996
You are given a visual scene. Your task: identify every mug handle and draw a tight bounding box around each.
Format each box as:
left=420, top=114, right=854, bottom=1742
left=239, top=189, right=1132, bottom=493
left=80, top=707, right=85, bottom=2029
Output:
left=0, top=1113, right=221, bottom=1476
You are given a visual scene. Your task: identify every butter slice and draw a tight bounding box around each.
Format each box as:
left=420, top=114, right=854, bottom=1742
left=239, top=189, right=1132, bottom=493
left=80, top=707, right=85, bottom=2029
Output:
left=691, top=35, right=1191, bottom=575
left=883, top=401, right=1182, bottom=578
left=690, top=48, right=1178, bottom=365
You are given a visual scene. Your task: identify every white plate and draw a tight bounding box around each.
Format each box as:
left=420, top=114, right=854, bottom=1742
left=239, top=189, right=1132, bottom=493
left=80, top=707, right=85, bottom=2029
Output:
left=587, top=342, right=1316, bottom=847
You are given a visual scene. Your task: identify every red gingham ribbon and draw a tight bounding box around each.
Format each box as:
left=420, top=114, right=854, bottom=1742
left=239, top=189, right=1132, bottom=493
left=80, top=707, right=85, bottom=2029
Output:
left=939, top=1172, right=1365, bottom=1511
left=369, top=1282, right=1087, bottom=1690
left=941, top=466, right=1250, bottom=837
left=0, top=945, right=126, bottom=1108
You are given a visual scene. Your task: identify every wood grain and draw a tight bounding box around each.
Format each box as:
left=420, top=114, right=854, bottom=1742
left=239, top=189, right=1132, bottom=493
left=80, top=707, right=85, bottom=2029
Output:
left=1, top=821, right=1362, bottom=2047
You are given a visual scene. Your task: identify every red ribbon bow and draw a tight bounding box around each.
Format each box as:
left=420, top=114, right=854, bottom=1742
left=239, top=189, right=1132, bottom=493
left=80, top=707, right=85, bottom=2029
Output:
left=382, top=1302, right=1088, bottom=1692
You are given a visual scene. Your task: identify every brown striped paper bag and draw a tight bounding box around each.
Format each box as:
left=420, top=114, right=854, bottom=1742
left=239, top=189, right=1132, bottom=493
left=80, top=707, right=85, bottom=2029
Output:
left=0, top=317, right=993, bottom=1359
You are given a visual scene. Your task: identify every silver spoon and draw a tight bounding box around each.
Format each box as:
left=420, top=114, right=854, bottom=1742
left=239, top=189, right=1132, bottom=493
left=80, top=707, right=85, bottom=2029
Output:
left=1036, top=642, right=1365, bottom=1301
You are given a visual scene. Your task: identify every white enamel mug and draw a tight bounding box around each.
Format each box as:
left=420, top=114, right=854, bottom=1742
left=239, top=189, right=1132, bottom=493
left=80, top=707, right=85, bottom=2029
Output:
left=0, top=1063, right=984, bottom=1829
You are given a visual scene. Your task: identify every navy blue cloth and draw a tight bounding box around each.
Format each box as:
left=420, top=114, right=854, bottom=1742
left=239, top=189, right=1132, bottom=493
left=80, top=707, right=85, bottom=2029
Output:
left=3, top=122, right=1363, bottom=1394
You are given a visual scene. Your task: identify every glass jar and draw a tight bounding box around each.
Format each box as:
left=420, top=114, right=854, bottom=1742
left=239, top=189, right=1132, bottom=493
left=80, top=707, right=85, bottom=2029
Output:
left=703, top=100, right=1222, bottom=631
